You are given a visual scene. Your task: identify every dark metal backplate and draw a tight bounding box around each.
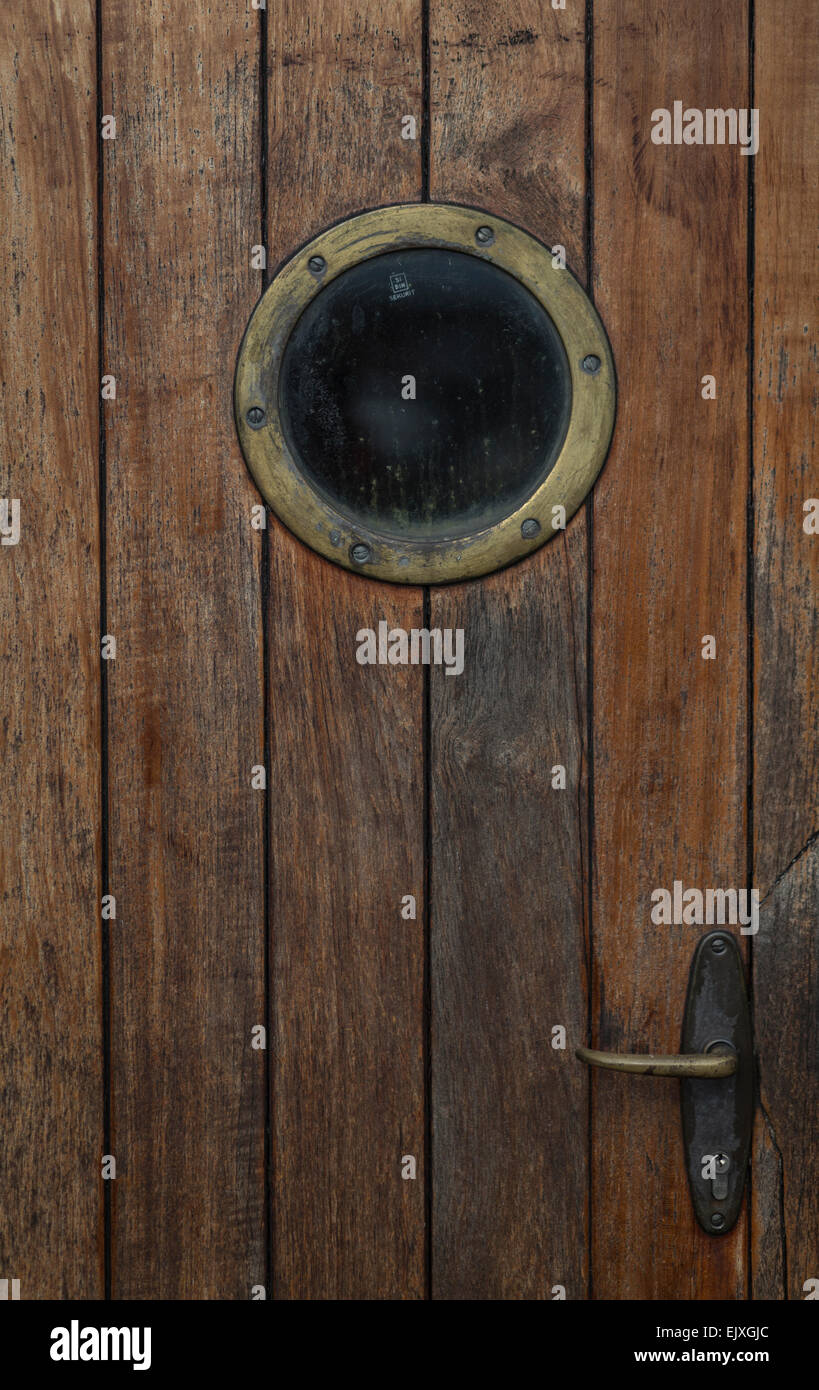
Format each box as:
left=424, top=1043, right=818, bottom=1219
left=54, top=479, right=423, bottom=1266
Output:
left=680, top=930, right=754, bottom=1234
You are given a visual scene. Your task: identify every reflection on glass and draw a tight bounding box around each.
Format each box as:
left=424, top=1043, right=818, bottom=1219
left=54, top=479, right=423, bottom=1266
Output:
left=278, top=248, right=572, bottom=539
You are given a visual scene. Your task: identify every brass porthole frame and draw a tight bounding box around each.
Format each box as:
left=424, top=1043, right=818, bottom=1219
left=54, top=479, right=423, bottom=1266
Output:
left=234, top=203, right=616, bottom=584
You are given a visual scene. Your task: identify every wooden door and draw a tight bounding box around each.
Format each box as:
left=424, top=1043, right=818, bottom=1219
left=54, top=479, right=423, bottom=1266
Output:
left=1, top=0, right=815, bottom=1304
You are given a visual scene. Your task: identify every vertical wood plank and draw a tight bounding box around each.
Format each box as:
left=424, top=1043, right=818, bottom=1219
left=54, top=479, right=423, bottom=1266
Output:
left=0, top=2, right=102, bottom=1299
left=591, top=1, right=749, bottom=1297
left=751, top=0, right=819, bottom=1300
left=429, top=1, right=590, bottom=1299
left=751, top=848, right=818, bottom=1299
left=103, top=2, right=265, bottom=1297
left=267, top=2, right=426, bottom=1300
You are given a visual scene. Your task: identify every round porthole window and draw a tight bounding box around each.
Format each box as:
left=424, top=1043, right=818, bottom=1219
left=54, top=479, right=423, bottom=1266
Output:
left=235, top=204, right=615, bottom=584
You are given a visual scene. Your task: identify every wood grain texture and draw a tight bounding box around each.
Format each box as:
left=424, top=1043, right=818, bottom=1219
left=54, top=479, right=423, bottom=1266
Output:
left=752, top=1, right=819, bottom=899
left=0, top=1, right=102, bottom=1300
left=591, top=1, right=749, bottom=1298
left=3, top=0, right=813, bottom=1306
left=429, top=1, right=590, bottom=1299
left=751, top=844, right=819, bottom=1299
left=267, top=2, right=426, bottom=1299
left=751, top=0, right=819, bottom=1299
left=269, top=551, right=425, bottom=1299
left=102, top=1, right=265, bottom=1297
left=269, top=1, right=423, bottom=252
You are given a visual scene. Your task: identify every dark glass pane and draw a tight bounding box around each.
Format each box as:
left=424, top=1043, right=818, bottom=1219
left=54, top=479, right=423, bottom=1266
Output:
left=278, top=248, right=571, bottom=539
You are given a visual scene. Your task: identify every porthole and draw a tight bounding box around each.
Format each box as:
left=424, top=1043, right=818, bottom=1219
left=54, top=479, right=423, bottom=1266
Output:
left=235, top=204, right=615, bottom=583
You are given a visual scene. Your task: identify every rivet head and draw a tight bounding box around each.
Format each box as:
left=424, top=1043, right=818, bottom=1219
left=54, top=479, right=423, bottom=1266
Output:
left=246, top=406, right=265, bottom=428
left=350, top=542, right=372, bottom=565
left=521, top=518, right=541, bottom=539
left=475, top=225, right=495, bottom=246
left=308, top=255, right=326, bottom=275
left=582, top=354, right=601, bottom=374
left=711, top=937, right=727, bottom=954
left=711, top=1213, right=726, bottom=1230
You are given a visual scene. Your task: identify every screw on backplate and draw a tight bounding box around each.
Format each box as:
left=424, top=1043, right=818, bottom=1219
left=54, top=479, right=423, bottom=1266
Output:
left=350, top=542, right=372, bottom=565
left=308, top=255, right=326, bottom=275
left=521, top=518, right=541, bottom=539
left=475, top=225, right=495, bottom=246
left=582, top=354, right=601, bottom=374
left=711, top=1213, right=726, bottom=1230
left=711, top=937, right=727, bottom=954
left=246, top=407, right=265, bottom=428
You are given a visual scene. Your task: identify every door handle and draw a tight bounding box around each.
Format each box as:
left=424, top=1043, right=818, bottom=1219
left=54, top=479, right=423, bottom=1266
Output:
left=576, top=929, right=753, bottom=1234
left=575, top=1045, right=736, bottom=1078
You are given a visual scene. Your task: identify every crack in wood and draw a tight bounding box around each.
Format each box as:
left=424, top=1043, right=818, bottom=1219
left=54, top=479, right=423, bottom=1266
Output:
left=760, top=828, right=819, bottom=907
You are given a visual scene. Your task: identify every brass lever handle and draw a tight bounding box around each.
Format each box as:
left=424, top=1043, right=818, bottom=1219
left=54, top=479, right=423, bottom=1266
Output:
left=574, top=1044, right=736, bottom=1078
left=575, top=933, right=751, bottom=1233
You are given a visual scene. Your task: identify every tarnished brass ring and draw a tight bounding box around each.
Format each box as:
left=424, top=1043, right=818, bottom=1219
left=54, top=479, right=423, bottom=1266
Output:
left=234, top=203, right=616, bottom=584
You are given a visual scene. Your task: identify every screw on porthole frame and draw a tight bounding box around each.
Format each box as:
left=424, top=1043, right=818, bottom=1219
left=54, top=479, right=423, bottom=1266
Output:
left=308, top=255, right=326, bottom=276
left=246, top=407, right=266, bottom=428
left=350, top=542, right=372, bottom=565
left=582, top=354, right=601, bottom=374
left=475, top=225, right=495, bottom=246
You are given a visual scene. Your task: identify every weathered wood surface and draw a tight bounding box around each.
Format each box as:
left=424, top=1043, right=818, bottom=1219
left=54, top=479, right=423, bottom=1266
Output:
left=751, top=0, right=819, bottom=1300
left=267, top=2, right=426, bottom=1299
left=0, top=0, right=102, bottom=1300
left=590, top=0, right=749, bottom=1298
left=751, top=845, right=819, bottom=1299
left=429, top=0, right=590, bottom=1299
left=102, top=1, right=266, bottom=1297
left=2, top=0, right=817, bottom=1303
